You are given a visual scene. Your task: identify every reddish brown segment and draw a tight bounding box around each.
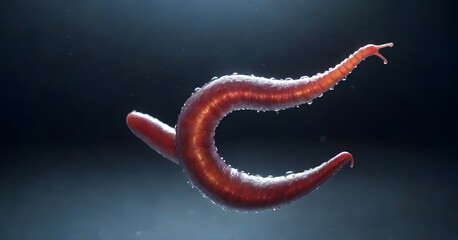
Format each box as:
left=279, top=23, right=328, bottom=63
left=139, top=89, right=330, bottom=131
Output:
left=127, top=112, right=178, bottom=164
left=127, top=43, right=393, bottom=211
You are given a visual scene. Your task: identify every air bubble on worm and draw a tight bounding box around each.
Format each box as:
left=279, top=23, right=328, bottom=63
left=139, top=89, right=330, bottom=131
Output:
left=330, top=87, right=334, bottom=90
left=286, top=174, right=296, bottom=179
left=285, top=77, right=292, bottom=80
left=342, top=77, right=347, bottom=81
left=285, top=170, right=294, bottom=176
left=318, top=94, right=323, bottom=98
left=300, top=75, right=309, bottom=79
left=307, top=101, right=313, bottom=105
left=267, top=175, right=274, bottom=178
left=272, top=207, right=280, bottom=212
left=232, top=72, right=238, bottom=75
left=194, top=87, right=201, bottom=92
left=222, top=207, right=229, bottom=211
left=211, top=76, right=218, bottom=81
left=270, top=77, right=276, bottom=80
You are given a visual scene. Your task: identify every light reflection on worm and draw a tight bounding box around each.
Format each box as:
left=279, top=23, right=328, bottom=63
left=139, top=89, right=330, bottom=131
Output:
left=127, top=43, right=393, bottom=211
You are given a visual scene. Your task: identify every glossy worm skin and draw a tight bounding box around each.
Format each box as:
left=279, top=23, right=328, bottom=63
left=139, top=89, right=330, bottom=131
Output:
left=127, top=43, right=393, bottom=211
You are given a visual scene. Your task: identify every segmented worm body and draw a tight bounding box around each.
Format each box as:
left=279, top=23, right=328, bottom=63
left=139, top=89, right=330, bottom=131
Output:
left=127, top=43, right=393, bottom=211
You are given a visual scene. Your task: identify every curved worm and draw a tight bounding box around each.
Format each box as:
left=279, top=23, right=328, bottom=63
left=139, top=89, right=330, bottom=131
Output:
left=127, top=43, right=393, bottom=211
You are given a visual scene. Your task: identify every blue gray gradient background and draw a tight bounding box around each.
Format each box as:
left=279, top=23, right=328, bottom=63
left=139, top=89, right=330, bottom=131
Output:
left=1, top=0, right=457, bottom=239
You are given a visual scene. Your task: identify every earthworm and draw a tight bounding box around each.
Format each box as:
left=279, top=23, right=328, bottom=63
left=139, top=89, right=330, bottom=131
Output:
left=127, top=43, right=393, bottom=211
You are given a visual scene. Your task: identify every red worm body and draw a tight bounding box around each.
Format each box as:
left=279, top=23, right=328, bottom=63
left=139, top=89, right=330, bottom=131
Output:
left=127, top=43, right=393, bottom=211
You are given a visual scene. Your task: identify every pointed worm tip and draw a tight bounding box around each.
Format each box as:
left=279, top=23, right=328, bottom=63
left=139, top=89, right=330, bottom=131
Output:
left=376, top=42, right=394, bottom=49
left=373, top=42, right=394, bottom=65
left=338, top=151, right=355, bottom=168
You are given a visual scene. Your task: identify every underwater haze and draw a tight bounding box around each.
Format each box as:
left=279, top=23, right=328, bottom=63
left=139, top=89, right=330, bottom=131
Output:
left=1, top=0, right=457, bottom=239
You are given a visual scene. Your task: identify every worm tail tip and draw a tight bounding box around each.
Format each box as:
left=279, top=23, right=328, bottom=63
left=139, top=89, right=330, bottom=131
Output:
left=373, top=42, right=394, bottom=64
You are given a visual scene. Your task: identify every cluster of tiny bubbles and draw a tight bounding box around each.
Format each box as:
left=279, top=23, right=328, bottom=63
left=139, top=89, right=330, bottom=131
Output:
left=186, top=181, right=196, bottom=189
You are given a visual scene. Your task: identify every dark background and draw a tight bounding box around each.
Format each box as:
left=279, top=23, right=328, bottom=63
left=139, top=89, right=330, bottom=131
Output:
left=1, top=0, right=457, bottom=239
